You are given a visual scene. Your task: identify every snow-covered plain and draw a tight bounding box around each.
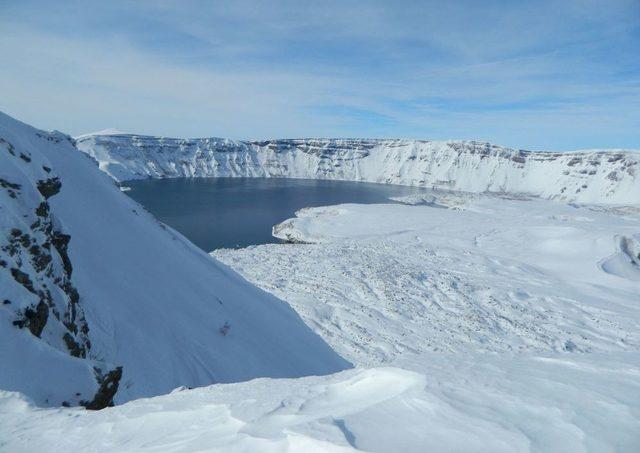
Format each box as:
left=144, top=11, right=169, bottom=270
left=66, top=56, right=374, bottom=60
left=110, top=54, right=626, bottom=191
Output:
left=215, top=198, right=640, bottom=363
left=210, top=196, right=640, bottom=451
left=2, top=112, right=639, bottom=451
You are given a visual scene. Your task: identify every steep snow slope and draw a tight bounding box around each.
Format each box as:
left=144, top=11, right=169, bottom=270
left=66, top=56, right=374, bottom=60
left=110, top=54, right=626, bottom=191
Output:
left=2, top=352, right=638, bottom=452
left=0, top=112, right=349, bottom=408
left=76, top=134, right=640, bottom=205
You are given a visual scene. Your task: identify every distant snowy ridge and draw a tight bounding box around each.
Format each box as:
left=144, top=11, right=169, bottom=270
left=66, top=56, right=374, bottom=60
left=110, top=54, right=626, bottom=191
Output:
left=76, top=134, right=640, bottom=205
left=0, top=112, right=348, bottom=408
left=74, top=128, right=126, bottom=139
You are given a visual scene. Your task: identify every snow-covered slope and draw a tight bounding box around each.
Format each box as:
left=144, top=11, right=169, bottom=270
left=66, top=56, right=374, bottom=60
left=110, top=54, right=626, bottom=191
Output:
left=0, top=112, right=349, bottom=408
left=2, top=353, right=638, bottom=452
left=3, top=194, right=639, bottom=452
left=3, top=113, right=639, bottom=450
left=76, top=134, right=640, bottom=205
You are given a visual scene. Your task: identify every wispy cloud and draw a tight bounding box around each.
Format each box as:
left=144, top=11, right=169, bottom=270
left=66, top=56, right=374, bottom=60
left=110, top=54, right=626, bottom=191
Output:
left=0, top=0, right=638, bottom=149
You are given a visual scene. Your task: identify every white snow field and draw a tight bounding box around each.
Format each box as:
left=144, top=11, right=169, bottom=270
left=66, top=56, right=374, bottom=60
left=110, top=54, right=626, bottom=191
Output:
left=0, top=111, right=349, bottom=409
left=1, top=111, right=639, bottom=452
left=210, top=197, right=640, bottom=451
left=215, top=198, right=640, bottom=363
left=2, top=352, right=638, bottom=452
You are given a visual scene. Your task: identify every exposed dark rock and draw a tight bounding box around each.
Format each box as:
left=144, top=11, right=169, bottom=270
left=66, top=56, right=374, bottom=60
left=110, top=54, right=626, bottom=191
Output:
left=0, top=178, right=21, bottom=191
left=0, top=137, right=16, bottom=156
left=30, top=244, right=52, bottom=272
left=35, top=201, right=49, bottom=218
left=82, top=367, right=123, bottom=410
left=13, top=301, right=49, bottom=337
left=61, top=281, right=80, bottom=323
left=18, top=231, right=31, bottom=248
left=1, top=133, right=102, bottom=407
left=11, top=267, right=36, bottom=293
left=63, top=332, right=85, bottom=358
left=5, top=229, right=32, bottom=257
left=51, top=231, right=72, bottom=276
left=36, top=177, right=62, bottom=199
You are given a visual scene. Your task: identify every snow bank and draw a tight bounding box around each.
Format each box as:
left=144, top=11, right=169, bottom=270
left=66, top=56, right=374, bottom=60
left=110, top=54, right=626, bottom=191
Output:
left=0, top=111, right=349, bottom=407
left=76, top=134, right=640, bottom=205
left=1, top=353, right=638, bottom=452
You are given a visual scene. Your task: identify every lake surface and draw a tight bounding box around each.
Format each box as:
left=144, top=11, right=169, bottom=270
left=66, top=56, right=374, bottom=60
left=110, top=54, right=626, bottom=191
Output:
left=126, top=178, right=428, bottom=251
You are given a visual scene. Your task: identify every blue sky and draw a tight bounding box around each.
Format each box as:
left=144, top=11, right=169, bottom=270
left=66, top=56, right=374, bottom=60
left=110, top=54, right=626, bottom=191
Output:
left=1, top=0, right=638, bottom=149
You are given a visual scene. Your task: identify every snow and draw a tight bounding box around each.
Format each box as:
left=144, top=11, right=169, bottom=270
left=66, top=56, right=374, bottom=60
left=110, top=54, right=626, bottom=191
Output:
left=600, top=235, right=640, bottom=281
left=74, top=128, right=125, bottom=139
left=76, top=135, right=640, bottom=205
left=2, top=111, right=640, bottom=451
left=2, top=353, right=638, bottom=452
left=216, top=198, right=640, bottom=363
left=0, top=111, right=348, bottom=408
left=212, top=196, right=639, bottom=450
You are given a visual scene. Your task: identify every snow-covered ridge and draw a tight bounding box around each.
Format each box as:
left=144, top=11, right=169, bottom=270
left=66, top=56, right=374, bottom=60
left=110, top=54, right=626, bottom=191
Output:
left=5, top=353, right=639, bottom=452
left=0, top=112, right=348, bottom=408
left=77, top=134, right=640, bottom=205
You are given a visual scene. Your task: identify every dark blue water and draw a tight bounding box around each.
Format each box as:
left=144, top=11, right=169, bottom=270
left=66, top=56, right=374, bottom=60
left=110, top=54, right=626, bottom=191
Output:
left=126, top=178, right=428, bottom=251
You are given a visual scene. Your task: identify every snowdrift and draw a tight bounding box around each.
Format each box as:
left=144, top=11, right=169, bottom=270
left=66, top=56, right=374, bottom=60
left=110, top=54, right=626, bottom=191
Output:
left=0, top=112, right=349, bottom=408
left=77, top=135, right=640, bottom=205
left=2, top=353, right=639, bottom=452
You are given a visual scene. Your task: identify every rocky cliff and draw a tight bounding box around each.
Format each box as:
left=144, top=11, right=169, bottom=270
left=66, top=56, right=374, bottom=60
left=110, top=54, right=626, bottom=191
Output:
left=77, top=134, right=640, bottom=205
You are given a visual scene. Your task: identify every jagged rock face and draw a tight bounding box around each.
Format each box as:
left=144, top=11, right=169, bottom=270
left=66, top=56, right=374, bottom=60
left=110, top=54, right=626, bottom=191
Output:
left=82, top=366, right=123, bottom=410
left=0, top=127, right=121, bottom=409
left=1, top=137, right=88, bottom=352
left=77, top=135, right=640, bottom=205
